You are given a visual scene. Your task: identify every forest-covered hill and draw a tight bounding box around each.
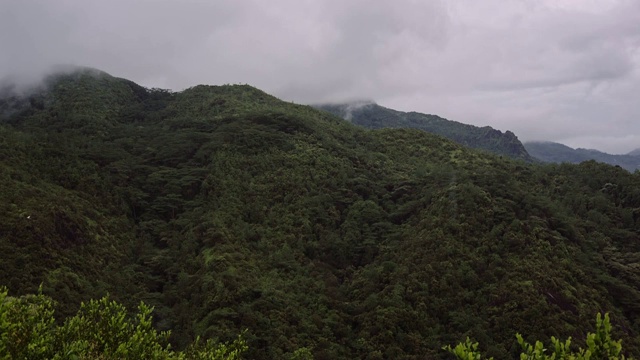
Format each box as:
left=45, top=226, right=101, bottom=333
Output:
left=525, top=141, right=640, bottom=172
left=1, top=68, right=640, bottom=359
left=628, top=148, right=640, bottom=157
left=314, top=102, right=533, bottom=162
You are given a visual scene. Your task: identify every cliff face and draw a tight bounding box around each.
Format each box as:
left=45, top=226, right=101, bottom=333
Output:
left=315, top=102, right=533, bottom=161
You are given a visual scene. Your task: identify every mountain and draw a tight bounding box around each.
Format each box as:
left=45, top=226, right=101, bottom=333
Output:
left=525, top=141, right=640, bottom=172
left=628, top=148, right=640, bottom=157
left=2, top=68, right=640, bottom=359
left=314, top=102, right=533, bottom=161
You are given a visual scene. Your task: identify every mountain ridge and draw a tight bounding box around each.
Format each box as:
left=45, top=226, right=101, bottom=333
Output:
left=314, top=101, right=534, bottom=162
left=627, top=147, right=640, bottom=156
left=2, top=68, right=640, bottom=359
left=525, top=141, right=640, bottom=172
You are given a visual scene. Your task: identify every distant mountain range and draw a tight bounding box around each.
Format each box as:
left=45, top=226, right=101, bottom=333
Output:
left=628, top=148, right=640, bottom=157
left=314, top=102, right=640, bottom=171
left=314, top=102, right=533, bottom=161
left=524, top=141, right=640, bottom=172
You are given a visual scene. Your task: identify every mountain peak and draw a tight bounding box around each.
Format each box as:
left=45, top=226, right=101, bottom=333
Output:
left=314, top=102, right=532, bottom=161
left=1, top=65, right=113, bottom=94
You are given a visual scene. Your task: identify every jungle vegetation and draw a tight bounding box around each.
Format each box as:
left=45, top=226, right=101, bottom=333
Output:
left=314, top=102, right=533, bottom=162
left=1, top=68, right=640, bottom=359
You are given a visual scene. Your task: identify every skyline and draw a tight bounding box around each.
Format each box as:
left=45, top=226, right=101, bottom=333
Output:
left=2, top=0, right=639, bottom=154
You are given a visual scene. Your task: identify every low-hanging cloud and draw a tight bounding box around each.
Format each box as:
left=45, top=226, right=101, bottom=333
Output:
left=1, top=0, right=639, bottom=153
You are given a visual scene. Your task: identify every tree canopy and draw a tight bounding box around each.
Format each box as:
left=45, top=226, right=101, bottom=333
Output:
left=1, top=69, right=639, bottom=359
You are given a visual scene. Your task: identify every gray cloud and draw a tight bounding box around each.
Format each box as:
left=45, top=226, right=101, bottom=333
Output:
left=1, top=0, right=639, bottom=153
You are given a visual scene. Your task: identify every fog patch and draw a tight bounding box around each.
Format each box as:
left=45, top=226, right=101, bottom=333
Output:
left=559, top=134, right=640, bottom=155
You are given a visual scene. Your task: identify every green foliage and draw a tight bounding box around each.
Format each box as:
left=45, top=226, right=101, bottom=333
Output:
left=0, top=290, right=7, bottom=359
left=444, top=338, right=490, bottom=360
left=288, top=347, right=314, bottom=360
left=446, top=314, right=630, bottom=360
left=56, top=297, right=171, bottom=359
left=315, top=102, right=533, bottom=161
left=2, top=287, right=56, bottom=359
left=0, top=286, right=247, bottom=359
left=2, top=68, right=640, bottom=359
left=181, top=333, right=248, bottom=360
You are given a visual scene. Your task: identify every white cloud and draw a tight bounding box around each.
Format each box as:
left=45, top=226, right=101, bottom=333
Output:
left=1, top=0, right=639, bottom=153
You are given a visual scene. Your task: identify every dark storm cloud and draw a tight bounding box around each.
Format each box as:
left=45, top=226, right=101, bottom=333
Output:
left=1, top=0, right=639, bottom=153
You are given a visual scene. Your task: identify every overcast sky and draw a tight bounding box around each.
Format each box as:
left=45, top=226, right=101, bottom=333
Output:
left=2, top=0, right=639, bottom=153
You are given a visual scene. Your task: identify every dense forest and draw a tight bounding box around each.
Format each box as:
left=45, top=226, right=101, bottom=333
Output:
left=1, top=68, right=640, bottom=359
left=314, top=102, right=533, bottom=162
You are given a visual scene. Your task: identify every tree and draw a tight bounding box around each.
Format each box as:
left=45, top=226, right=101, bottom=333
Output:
left=444, top=313, right=631, bottom=360
left=0, top=287, right=247, bottom=359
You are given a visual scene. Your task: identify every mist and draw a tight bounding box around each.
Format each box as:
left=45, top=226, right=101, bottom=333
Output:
left=2, top=0, right=639, bottom=153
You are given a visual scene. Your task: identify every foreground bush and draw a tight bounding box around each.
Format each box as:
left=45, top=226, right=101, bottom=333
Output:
left=0, top=287, right=247, bottom=359
left=445, top=313, right=631, bottom=360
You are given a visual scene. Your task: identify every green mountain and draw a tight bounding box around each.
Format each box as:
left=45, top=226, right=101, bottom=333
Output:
left=314, top=102, right=533, bottom=161
left=525, top=141, right=640, bottom=172
left=2, top=68, right=640, bottom=359
left=628, top=148, right=640, bottom=157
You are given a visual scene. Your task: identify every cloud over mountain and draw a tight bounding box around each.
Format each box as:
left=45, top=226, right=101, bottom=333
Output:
left=1, top=0, right=638, bottom=153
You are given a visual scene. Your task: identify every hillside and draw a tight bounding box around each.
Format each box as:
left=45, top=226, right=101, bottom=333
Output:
left=314, top=102, right=533, bottom=161
left=628, top=148, right=640, bottom=157
left=525, top=141, right=640, bottom=172
left=2, top=68, right=640, bottom=359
